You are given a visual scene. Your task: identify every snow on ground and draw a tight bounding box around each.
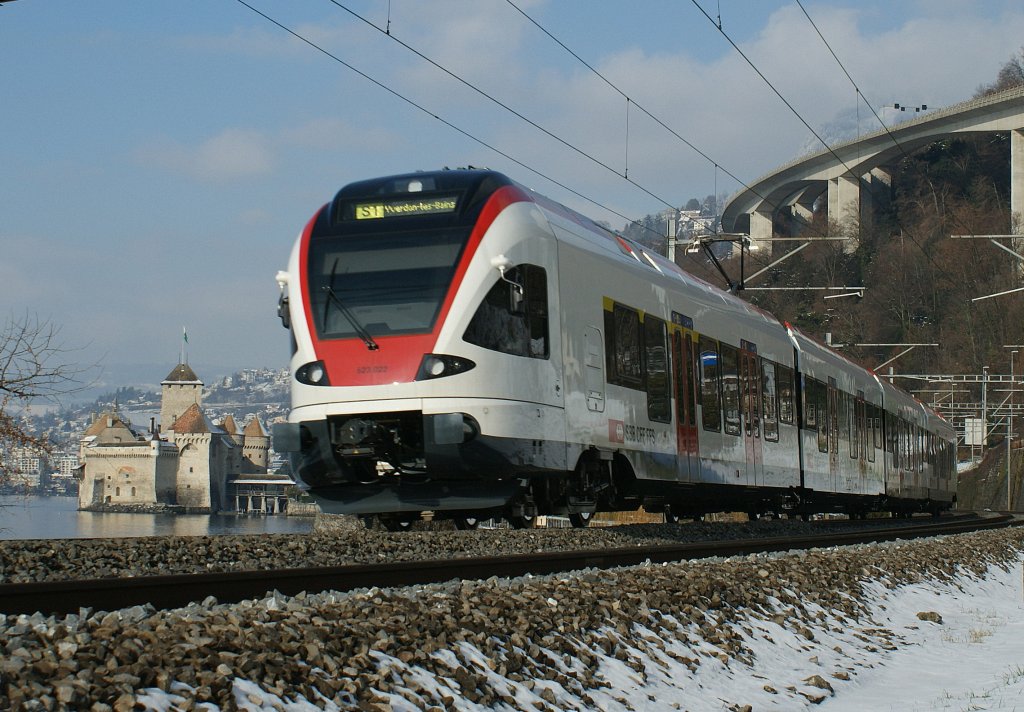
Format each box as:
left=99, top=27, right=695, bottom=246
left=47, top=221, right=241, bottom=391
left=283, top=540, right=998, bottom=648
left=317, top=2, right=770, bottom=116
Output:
left=136, top=556, right=1024, bottom=711
left=820, top=559, right=1024, bottom=711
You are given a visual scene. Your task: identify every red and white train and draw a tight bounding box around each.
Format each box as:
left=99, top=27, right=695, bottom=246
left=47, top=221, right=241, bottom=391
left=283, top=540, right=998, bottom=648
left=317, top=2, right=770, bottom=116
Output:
left=273, top=169, right=956, bottom=529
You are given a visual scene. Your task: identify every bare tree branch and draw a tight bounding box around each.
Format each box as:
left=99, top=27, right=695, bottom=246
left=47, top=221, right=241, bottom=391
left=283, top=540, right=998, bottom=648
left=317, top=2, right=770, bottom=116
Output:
left=0, top=313, right=98, bottom=479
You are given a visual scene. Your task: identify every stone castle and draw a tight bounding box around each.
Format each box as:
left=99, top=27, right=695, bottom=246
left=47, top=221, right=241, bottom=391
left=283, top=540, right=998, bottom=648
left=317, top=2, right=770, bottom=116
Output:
left=77, top=363, right=269, bottom=512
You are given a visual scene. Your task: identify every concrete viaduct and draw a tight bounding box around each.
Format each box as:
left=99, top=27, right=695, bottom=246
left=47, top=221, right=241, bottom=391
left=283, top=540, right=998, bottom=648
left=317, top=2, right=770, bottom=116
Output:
left=720, top=85, right=1024, bottom=249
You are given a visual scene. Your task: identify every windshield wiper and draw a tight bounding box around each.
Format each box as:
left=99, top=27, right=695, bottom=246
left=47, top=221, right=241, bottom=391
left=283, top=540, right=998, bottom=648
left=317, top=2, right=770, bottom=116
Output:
left=322, top=258, right=379, bottom=351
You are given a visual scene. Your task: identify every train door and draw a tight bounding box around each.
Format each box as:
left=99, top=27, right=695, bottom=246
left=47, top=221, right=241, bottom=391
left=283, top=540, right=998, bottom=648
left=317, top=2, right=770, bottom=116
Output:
left=827, top=378, right=839, bottom=491
left=671, top=326, right=698, bottom=481
left=739, top=344, right=763, bottom=486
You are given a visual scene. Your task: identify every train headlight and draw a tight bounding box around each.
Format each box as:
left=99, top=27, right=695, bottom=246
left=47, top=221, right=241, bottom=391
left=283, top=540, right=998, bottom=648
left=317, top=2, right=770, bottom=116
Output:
left=415, top=354, right=476, bottom=380
left=296, top=360, right=330, bottom=386
left=428, top=358, right=446, bottom=377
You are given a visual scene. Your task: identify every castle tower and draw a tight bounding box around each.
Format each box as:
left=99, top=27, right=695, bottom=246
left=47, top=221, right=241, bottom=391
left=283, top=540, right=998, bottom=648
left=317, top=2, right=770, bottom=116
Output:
left=219, top=414, right=244, bottom=447
left=219, top=414, right=244, bottom=473
left=171, top=402, right=218, bottom=510
left=160, top=363, right=203, bottom=435
left=242, top=417, right=270, bottom=474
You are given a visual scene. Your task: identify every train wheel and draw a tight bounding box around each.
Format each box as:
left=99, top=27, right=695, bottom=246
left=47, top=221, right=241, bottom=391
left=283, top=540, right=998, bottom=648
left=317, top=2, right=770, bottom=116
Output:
left=454, top=516, right=480, bottom=530
left=379, top=515, right=413, bottom=532
left=508, top=515, right=536, bottom=529
left=569, top=512, right=593, bottom=528
left=663, top=507, right=680, bottom=524
left=359, top=516, right=375, bottom=529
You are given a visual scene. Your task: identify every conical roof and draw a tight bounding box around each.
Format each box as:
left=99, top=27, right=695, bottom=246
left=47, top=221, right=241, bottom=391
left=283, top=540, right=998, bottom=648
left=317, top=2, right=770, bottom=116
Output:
left=243, top=417, right=268, bottom=437
left=163, top=363, right=201, bottom=384
left=220, top=414, right=238, bottom=435
left=83, top=411, right=130, bottom=438
left=173, top=403, right=210, bottom=434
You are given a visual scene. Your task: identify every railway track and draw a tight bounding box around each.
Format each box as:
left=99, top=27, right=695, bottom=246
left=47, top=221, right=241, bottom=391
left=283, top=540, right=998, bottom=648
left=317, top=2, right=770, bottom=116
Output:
left=1, top=513, right=1015, bottom=616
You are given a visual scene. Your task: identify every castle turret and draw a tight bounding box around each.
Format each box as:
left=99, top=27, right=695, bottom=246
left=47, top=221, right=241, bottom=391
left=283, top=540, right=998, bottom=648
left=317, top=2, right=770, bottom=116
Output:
left=160, top=363, right=203, bottom=435
left=219, top=414, right=244, bottom=472
left=242, top=417, right=269, bottom=474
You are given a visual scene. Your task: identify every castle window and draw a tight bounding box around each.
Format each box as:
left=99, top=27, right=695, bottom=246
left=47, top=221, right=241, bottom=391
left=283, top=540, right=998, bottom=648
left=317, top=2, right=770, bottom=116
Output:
left=131, top=487, right=136, bottom=496
left=115, top=487, right=120, bottom=496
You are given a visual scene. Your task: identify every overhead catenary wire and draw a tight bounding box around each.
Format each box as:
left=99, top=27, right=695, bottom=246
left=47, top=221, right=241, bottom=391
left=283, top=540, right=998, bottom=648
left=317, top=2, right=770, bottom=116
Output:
left=503, top=0, right=774, bottom=213
left=688, top=0, right=861, bottom=183
left=322, top=0, right=677, bottom=210
left=498, top=0, right=789, bottom=277
left=794, top=0, right=912, bottom=161
left=231, top=0, right=665, bottom=240
left=792, top=0, right=960, bottom=287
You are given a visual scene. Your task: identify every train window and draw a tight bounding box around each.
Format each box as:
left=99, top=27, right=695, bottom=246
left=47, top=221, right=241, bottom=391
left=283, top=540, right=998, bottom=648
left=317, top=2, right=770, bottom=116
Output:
left=914, top=426, right=920, bottom=471
left=761, top=360, right=779, bottom=442
left=803, top=377, right=818, bottom=432
left=699, top=336, right=722, bottom=432
left=721, top=344, right=741, bottom=436
left=816, top=381, right=829, bottom=453
left=885, top=412, right=895, bottom=454
left=920, top=429, right=926, bottom=472
left=603, top=303, right=643, bottom=387
left=674, top=332, right=697, bottom=428
left=464, top=264, right=549, bottom=358
left=849, top=397, right=857, bottom=459
left=828, top=386, right=839, bottom=455
left=909, top=425, right=916, bottom=472
left=895, top=417, right=902, bottom=468
left=308, top=226, right=467, bottom=339
left=777, top=365, right=795, bottom=425
left=871, top=405, right=882, bottom=450
left=901, top=420, right=910, bottom=471
left=741, top=352, right=761, bottom=439
left=865, top=402, right=875, bottom=463
left=644, top=316, right=671, bottom=423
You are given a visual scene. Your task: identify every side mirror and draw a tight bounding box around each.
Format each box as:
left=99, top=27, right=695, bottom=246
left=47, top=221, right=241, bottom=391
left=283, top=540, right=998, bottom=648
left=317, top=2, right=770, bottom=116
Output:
left=275, top=270, right=291, bottom=329
left=277, top=294, right=291, bottom=329
left=490, top=254, right=524, bottom=313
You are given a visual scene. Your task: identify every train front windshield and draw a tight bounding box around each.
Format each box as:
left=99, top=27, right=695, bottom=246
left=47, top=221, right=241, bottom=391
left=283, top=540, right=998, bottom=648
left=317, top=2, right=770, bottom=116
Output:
left=307, top=225, right=469, bottom=340
left=305, top=171, right=517, bottom=342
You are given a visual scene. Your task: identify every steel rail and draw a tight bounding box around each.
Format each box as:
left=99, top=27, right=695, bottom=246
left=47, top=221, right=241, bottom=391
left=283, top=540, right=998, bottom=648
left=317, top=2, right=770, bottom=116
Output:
left=0, top=514, right=1014, bottom=616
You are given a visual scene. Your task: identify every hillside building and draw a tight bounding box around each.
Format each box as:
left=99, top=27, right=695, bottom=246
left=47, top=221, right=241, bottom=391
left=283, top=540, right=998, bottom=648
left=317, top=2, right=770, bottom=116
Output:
left=77, top=362, right=271, bottom=513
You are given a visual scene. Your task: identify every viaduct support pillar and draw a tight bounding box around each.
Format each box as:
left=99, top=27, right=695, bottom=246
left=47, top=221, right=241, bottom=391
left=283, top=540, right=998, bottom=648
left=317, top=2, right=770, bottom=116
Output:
left=868, top=167, right=893, bottom=214
left=791, top=187, right=817, bottom=225
left=1012, top=128, right=1024, bottom=235
left=749, top=207, right=774, bottom=253
left=828, top=175, right=862, bottom=252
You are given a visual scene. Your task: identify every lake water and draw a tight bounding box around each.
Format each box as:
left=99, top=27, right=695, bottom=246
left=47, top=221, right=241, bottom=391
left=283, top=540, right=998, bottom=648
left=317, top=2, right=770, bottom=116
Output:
left=0, top=495, right=315, bottom=540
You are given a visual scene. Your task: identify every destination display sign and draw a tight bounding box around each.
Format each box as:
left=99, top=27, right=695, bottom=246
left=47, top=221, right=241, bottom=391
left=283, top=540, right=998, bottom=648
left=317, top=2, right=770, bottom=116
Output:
left=352, top=195, right=458, bottom=220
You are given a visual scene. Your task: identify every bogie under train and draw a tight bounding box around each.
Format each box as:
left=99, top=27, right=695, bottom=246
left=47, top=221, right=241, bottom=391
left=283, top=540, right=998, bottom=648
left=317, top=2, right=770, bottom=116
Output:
left=274, top=169, right=955, bottom=528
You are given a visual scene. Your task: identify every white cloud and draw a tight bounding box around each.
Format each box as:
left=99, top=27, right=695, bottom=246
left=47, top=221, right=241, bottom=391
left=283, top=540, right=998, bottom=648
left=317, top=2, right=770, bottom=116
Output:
left=139, top=115, right=410, bottom=187
left=476, top=2, right=1024, bottom=215
left=281, top=117, right=399, bottom=152
left=141, top=128, right=273, bottom=183
left=156, top=2, right=1024, bottom=214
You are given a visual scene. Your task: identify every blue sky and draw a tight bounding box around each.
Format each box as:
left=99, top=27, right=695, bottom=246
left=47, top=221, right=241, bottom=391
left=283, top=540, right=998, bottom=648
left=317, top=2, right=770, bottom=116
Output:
left=3, top=0, right=1023, bottom=391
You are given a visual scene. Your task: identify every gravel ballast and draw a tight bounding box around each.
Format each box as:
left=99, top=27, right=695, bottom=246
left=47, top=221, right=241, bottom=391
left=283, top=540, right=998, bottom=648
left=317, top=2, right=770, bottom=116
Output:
left=1, top=525, right=1022, bottom=710
left=0, top=515, right=936, bottom=584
